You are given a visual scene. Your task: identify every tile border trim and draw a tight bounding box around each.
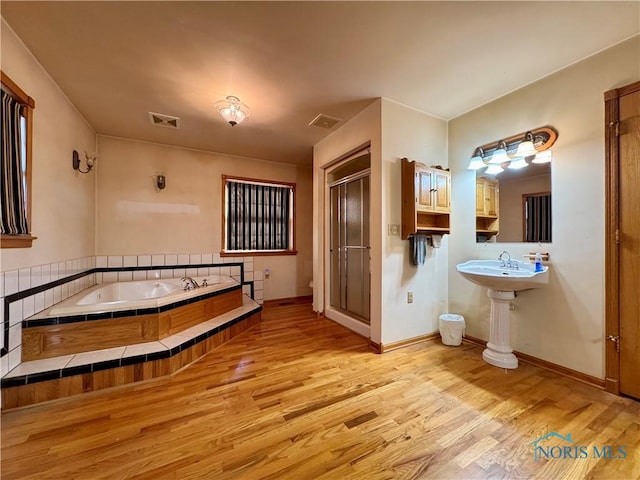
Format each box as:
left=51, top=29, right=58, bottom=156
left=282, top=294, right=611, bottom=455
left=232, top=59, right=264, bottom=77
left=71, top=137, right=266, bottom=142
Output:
left=21, top=284, right=242, bottom=328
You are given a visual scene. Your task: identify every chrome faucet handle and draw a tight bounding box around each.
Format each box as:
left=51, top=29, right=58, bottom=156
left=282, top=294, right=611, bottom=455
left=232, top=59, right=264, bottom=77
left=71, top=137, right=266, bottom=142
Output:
left=498, top=250, right=511, bottom=267
left=202, top=279, right=208, bottom=287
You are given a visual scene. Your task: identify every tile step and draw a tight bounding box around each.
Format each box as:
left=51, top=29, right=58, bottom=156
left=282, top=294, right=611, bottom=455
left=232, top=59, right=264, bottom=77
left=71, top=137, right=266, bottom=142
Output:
left=1, top=295, right=261, bottom=388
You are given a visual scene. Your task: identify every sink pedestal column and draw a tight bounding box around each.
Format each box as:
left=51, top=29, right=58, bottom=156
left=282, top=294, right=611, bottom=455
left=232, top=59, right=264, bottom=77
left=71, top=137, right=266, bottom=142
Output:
left=482, top=288, right=518, bottom=369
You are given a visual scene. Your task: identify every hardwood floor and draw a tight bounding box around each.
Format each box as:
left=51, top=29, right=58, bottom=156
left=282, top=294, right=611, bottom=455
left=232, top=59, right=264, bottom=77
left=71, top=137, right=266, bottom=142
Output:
left=1, top=301, right=639, bottom=479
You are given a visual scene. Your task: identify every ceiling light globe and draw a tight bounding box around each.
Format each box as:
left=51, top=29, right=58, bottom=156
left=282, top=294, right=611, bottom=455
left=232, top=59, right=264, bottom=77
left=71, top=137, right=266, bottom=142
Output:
left=507, top=157, right=528, bottom=170
left=515, top=140, right=536, bottom=158
left=485, top=163, right=504, bottom=175
left=532, top=150, right=553, bottom=164
left=215, top=95, right=251, bottom=126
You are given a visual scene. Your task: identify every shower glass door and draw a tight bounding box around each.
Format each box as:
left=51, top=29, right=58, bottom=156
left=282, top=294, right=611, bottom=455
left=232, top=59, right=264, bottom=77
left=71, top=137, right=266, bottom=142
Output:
left=329, top=173, right=370, bottom=324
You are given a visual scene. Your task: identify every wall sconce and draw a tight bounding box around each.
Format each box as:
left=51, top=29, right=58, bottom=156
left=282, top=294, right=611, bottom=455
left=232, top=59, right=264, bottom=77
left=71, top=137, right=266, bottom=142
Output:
left=72, top=150, right=96, bottom=174
left=467, top=126, right=558, bottom=172
left=154, top=174, right=166, bottom=191
left=214, top=95, right=251, bottom=126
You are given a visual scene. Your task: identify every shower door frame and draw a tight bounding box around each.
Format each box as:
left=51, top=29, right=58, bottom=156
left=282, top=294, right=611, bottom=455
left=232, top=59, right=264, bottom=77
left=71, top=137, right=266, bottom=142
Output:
left=322, top=152, right=372, bottom=339
left=328, top=170, right=371, bottom=325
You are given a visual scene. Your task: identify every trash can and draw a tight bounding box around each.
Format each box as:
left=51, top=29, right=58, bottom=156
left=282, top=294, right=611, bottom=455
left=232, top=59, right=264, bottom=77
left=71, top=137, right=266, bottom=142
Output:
left=439, top=314, right=465, bottom=346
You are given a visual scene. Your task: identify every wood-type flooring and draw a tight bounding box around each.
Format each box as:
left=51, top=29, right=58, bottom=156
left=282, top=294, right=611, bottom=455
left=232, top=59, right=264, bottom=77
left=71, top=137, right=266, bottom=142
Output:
left=1, top=300, right=639, bottom=479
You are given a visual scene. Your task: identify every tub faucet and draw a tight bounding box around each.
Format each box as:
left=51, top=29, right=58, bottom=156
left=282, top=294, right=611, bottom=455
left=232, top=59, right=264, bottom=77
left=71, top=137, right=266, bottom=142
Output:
left=181, top=277, right=200, bottom=290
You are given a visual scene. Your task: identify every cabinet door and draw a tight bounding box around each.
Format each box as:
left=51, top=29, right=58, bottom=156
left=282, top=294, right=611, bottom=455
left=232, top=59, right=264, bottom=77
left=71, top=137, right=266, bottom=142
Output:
left=485, top=180, right=499, bottom=217
left=415, top=168, right=434, bottom=211
left=432, top=170, right=450, bottom=212
left=476, top=179, right=486, bottom=215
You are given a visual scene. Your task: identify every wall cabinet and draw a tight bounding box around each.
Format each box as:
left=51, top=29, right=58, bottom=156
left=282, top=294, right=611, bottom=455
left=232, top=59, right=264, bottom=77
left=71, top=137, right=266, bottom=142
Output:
left=401, top=158, right=450, bottom=240
left=476, top=177, right=499, bottom=240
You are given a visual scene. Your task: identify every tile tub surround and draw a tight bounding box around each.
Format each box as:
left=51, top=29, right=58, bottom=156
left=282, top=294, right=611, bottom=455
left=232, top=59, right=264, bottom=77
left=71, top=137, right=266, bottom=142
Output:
left=1, top=258, right=257, bottom=365
left=21, top=285, right=243, bottom=361
left=1, top=256, right=96, bottom=365
left=1, top=298, right=262, bottom=409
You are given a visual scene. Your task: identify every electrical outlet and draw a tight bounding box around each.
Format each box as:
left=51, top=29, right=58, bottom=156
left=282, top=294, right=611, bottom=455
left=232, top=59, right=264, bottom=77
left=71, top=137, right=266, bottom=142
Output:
left=407, top=291, right=413, bottom=303
left=265, top=268, right=270, bottom=279
left=388, top=224, right=400, bottom=236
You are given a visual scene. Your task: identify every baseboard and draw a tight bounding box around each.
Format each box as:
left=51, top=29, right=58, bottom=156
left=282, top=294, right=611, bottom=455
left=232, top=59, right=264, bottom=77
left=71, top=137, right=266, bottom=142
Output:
left=605, top=377, right=619, bottom=395
left=373, top=332, right=440, bottom=354
left=462, top=334, right=605, bottom=390
left=263, top=295, right=313, bottom=307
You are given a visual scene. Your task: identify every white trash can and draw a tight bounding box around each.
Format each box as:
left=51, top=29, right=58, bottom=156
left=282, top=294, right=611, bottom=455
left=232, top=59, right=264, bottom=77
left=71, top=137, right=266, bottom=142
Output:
left=439, top=314, right=465, bottom=346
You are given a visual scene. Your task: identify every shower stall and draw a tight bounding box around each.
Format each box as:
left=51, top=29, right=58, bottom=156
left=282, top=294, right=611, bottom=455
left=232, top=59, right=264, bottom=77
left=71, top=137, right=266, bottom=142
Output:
left=328, top=170, right=370, bottom=324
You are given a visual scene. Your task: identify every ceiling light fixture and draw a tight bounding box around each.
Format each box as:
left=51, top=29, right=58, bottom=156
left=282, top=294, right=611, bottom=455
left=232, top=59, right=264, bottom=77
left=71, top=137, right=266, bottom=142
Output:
left=215, top=95, right=250, bottom=126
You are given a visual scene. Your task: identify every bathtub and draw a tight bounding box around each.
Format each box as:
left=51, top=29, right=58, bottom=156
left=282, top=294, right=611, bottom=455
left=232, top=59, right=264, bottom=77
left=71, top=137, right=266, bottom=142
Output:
left=45, top=276, right=239, bottom=317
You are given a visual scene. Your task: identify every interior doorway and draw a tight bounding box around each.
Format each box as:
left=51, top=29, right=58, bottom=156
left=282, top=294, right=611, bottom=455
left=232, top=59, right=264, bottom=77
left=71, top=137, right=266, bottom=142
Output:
left=605, top=80, right=640, bottom=399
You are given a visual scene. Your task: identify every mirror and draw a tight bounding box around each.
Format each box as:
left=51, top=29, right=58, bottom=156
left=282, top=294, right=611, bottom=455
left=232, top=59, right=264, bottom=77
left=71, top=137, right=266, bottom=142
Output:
left=476, top=162, right=551, bottom=243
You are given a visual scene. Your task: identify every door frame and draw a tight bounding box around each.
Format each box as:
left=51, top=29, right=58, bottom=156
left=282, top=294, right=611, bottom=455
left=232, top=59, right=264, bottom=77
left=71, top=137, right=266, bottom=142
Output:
left=604, top=80, right=640, bottom=395
left=321, top=145, right=372, bottom=339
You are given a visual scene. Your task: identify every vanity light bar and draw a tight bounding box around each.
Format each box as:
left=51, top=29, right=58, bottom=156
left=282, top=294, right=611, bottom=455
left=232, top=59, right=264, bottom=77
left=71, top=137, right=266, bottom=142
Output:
left=474, top=126, right=558, bottom=160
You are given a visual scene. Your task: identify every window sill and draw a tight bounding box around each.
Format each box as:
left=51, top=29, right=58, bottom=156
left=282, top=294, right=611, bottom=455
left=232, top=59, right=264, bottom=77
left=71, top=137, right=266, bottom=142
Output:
left=221, top=250, right=297, bottom=257
left=1, top=234, right=37, bottom=249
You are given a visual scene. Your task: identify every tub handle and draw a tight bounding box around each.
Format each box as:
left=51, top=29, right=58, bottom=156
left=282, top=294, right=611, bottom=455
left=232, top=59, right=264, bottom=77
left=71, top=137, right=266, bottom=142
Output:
left=202, top=279, right=208, bottom=287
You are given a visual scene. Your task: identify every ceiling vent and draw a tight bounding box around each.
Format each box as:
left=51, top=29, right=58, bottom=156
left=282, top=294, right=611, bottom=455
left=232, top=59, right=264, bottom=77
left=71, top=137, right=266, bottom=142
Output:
left=149, top=112, right=180, bottom=129
left=309, top=113, right=341, bottom=129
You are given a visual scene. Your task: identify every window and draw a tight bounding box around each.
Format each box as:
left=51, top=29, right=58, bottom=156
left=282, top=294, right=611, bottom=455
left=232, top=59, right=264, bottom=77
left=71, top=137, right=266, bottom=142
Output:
left=1, top=71, right=35, bottom=248
left=222, top=176, right=295, bottom=255
left=524, top=192, right=551, bottom=242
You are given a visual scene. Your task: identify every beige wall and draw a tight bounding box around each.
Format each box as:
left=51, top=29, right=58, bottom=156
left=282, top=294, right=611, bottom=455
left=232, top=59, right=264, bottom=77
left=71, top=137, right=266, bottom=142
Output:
left=313, top=100, right=382, bottom=341
left=312, top=99, right=448, bottom=346
left=380, top=99, right=449, bottom=345
left=96, top=136, right=312, bottom=300
left=448, top=36, right=640, bottom=378
left=0, top=19, right=96, bottom=272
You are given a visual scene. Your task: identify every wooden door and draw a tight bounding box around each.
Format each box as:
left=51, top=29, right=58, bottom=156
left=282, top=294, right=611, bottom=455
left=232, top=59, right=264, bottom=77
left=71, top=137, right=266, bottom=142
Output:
left=432, top=170, right=450, bottom=212
left=618, top=87, right=640, bottom=399
left=605, top=81, right=640, bottom=399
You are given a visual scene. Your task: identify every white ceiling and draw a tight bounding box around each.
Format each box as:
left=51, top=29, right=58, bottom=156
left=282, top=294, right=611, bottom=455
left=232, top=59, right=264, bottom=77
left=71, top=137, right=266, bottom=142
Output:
left=2, top=2, right=639, bottom=166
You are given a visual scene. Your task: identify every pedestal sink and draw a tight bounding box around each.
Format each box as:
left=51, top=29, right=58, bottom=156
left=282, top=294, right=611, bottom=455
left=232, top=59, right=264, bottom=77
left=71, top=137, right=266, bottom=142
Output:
left=456, top=259, right=549, bottom=369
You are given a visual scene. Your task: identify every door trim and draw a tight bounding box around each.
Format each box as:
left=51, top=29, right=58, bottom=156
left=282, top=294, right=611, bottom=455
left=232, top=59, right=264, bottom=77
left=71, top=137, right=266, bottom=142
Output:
left=604, top=80, right=640, bottom=395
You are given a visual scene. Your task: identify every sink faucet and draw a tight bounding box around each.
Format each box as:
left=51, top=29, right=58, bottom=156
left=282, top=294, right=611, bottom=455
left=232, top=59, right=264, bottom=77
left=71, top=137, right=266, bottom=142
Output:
left=497, top=251, right=520, bottom=270
left=181, top=276, right=200, bottom=290
left=498, top=251, right=512, bottom=268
